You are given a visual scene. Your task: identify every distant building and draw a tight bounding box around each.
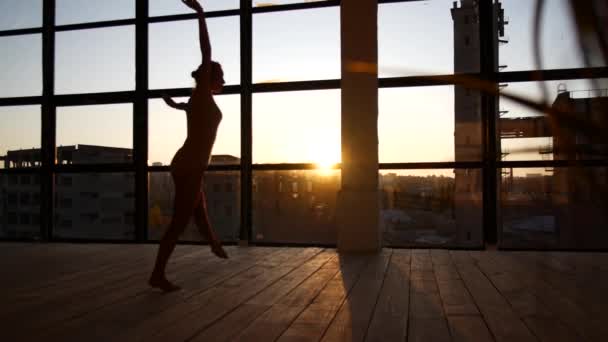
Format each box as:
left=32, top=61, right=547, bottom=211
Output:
left=498, top=87, right=608, bottom=247
left=551, top=91, right=608, bottom=247
left=0, top=173, right=41, bottom=238
left=252, top=170, right=340, bottom=244
left=450, top=0, right=506, bottom=245
left=1, top=145, right=134, bottom=239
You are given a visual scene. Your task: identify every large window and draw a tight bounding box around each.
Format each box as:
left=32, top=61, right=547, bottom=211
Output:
left=253, top=7, right=340, bottom=83
left=0, top=0, right=42, bottom=31
left=253, top=90, right=340, bottom=165
left=500, top=167, right=608, bottom=249
left=0, top=35, right=42, bottom=98
left=379, top=86, right=483, bottom=163
left=148, top=95, right=240, bottom=166
left=56, top=104, right=133, bottom=165
left=0, top=106, right=41, bottom=169
left=499, top=0, right=607, bottom=72
left=149, top=0, right=239, bottom=17
left=379, top=0, right=464, bottom=77
left=54, top=172, right=136, bottom=240
left=252, top=170, right=339, bottom=245
left=55, top=0, right=135, bottom=25
left=149, top=17, right=240, bottom=89
left=0, top=0, right=606, bottom=249
left=55, top=27, right=135, bottom=94
left=380, top=169, right=482, bottom=247
left=0, top=172, right=41, bottom=239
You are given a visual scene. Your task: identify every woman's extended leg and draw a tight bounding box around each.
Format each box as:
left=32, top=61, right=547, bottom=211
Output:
left=193, top=190, right=228, bottom=259
left=149, top=171, right=201, bottom=291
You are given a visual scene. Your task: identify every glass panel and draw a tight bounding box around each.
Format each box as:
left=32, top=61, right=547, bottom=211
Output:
left=500, top=167, right=608, bottom=249
left=0, top=0, right=41, bottom=31
left=253, top=90, right=340, bottom=164
left=252, top=169, right=339, bottom=244
left=149, top=0, right=239, bottom=17
left=148, top=95, right=240, bottom=166
left=0, top=172, right=41, bottom=239
left=380, top=169, right=483, bottom=247
left=54, top=172, right=135, bottom=239
left=379, top=0, right=469, bottom=77
left=253, top=7, right=339, bottom=83
left=253, top=0, right=329, bottom=6
left=56, top=0, right=135, bottom=25
left=499, top=79, right=608, bottom=161
left=149, top=17, right=240, bottom=89
left=379, top=86, right=482, bottom=163
left=500, top=0, right=607, bottom=71
left=56, top=104, right=133, bottom=164
left=148, top=171, right=240, bottom=242
left=0, top=34, right=42, bottom=98
left=55, top=27, right=135, bottom=94
left=0, top=106, right=41, bottom=169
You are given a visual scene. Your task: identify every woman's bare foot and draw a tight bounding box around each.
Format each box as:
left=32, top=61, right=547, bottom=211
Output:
left=149, top=275, right=181, bottom=292
left=211, top=243, right=228, bottom=259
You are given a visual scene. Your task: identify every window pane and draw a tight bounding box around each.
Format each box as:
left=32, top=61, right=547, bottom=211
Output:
left=253, top=7, right=339, bottom=83
left=500, top=167, right=608, bottom=249
left=499, top=79, right=608, bottom=161
left=379, top=0, right=470, bottom=77
left=149, top=171, right=240, bottom=242
left=380, top=169, right=482, bottom=247
left=54, top=172, right=135, bottom=239
left=149, top=0, right=239, bottom=17
left=0, top=106, right=41, bottom=169
left=57, top=104, right=133, bottom=164
left=0, top=35, right=42, bottom=98
left=0, top=0, right=41, bottom=30
left=253, top=169, right=339, bottom=244
left=149, top=17, right=240, bottom=89
left=253, top=90, right=340, bottom=164
left=253, top=0, right=330, bottom=6
left=500, top=0, right=607, bottom=71
left=56, top=0, right=135, bottom=25
left=148, top=95, right=240, bottom=166
left=379, top=86, right=482, bottom=163
left=0, top=172, right=41, bottom=239
left=56, top=27, right=135, bottom=94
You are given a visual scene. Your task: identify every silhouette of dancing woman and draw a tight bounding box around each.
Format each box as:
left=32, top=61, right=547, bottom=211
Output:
left=149, top=0, right=228, bottom=292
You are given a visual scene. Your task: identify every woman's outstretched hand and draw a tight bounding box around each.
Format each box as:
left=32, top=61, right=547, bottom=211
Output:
left=181, top=0, right=203, bottom=12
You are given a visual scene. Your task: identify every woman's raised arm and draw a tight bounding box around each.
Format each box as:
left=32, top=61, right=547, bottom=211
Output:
left=181, top=0, right=211, bottom=67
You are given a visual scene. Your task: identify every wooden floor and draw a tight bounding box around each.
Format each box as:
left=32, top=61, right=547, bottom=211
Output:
left=1, top=244, right=608, bottom=342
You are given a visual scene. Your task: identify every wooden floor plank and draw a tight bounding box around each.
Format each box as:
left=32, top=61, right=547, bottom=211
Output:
left=483, top=252, right=600, bottom=341
left=408, top=250, right=452, bottom=342
left=124, top=248, right=323, bottom=342
left=1, top=245, right=201, bottom=318
left=449, top=251, right=536, bottom=342
left=320, top=250, right=392, bottom=342
left=3, top=244, right=608, bottom=342
left=447, top=315, right=493, bottom=342
left=276, top=254, right=370, bottom=342
left=193, top=251, right=338, bottom=342
left=34, top=247, right=283, bottom=342
left=365, top=249, right=411, bottom=342
left=408, top=318, right=451, bottom=342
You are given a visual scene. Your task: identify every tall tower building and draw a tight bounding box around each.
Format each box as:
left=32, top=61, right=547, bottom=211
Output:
left=451, top=0, right=506, bottom=245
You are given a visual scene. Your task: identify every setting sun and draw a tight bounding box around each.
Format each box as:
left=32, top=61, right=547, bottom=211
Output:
left=308, top=138, right=340, bottom=172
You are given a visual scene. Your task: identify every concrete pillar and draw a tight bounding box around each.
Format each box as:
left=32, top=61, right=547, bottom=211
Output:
left=337, top=0, right=380, bottom=253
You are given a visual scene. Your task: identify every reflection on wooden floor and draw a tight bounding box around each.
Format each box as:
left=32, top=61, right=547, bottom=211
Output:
left=1, top=243, right=607, bottom=341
